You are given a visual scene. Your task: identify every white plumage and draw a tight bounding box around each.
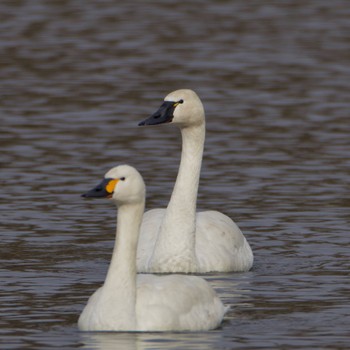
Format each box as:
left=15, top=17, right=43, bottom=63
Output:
left=78, top=165, right=228, bottom=332
left=137, top=89, right=254, bottom=273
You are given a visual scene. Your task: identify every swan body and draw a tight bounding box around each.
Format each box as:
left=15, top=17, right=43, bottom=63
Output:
left=137, top=89, right=253, bottom=273
left=78, top=165, right=227, bottom=332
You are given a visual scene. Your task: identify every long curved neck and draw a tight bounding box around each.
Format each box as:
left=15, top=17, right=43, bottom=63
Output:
left=151, top=121, right=205, bottom=269
left=103, top=200, right=144, bottom=326
left=167, top=122, right=205, bottom=222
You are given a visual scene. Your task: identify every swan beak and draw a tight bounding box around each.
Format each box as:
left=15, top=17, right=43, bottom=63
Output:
left=138, top=101, right=176, bottom=126
left=82, top=178, right=118, bottom=199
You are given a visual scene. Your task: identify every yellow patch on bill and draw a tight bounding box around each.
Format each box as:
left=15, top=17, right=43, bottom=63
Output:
left=106, top=179, right=118, bottom=194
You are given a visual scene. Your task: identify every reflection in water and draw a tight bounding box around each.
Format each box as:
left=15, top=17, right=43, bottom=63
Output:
left=80, top=331, right=224, bottom=350
left=1, top=0, right=350, bottom=349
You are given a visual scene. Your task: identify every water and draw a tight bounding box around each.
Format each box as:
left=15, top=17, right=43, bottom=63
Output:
left=1, top=1, right=349, bottom=349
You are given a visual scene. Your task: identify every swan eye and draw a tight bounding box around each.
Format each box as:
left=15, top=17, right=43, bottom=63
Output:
left=173, top=99, right=184, bottom=107
left=120, top=177, right=126, bottom=181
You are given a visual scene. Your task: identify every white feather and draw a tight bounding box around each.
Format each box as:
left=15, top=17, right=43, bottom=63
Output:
left=137, top=89, right=253, bottom=273
left=79, top=165, right=228, bottom=332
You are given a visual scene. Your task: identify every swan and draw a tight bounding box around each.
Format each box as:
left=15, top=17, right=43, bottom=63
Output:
left=78, top=164, right=228, bottom=332
left=136, top=89, right=253, bottom=273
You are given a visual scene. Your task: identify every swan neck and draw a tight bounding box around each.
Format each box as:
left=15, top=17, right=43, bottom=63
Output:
left=168, top=122, right=205, bottom=216
left=150, top=122, right=205, bottom=271
left=103, top=200, right=144, bottom=318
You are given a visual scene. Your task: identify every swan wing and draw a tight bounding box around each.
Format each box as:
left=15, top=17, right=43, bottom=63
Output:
left=136, top=274, right=227, bottom=331
left=78, top=287, right=104, bottom=331
left=137, top=208, right=165, bottom=272
left=195, top=211, right=253, bottom=272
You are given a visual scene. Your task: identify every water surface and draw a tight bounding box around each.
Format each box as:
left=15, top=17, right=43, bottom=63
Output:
left=1, top=1, right=349, bottom=349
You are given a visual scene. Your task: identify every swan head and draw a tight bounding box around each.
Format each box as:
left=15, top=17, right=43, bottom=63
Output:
left=139, top=89, right=205, bottom=128
left=82, top=165, right=145, bottom=205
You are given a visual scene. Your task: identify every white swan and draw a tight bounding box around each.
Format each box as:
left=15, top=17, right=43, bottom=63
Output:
left=137, top=89, right=253, bottom=273
left=78, top=165, right=227, bottom=332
